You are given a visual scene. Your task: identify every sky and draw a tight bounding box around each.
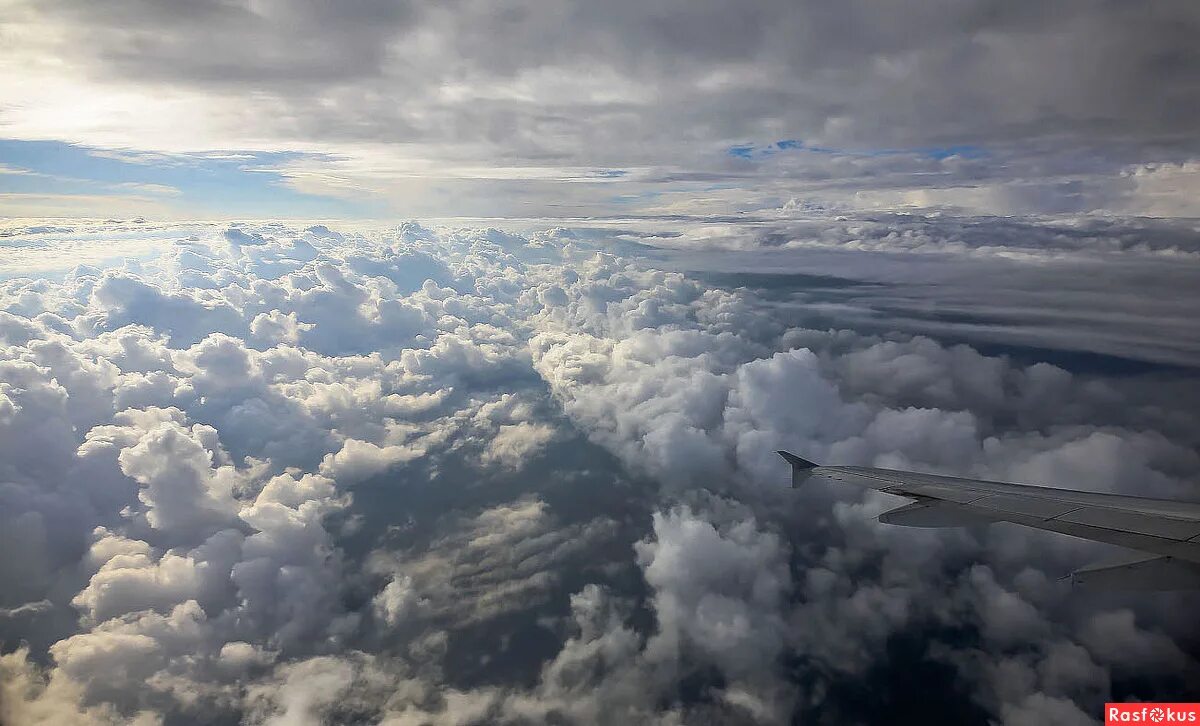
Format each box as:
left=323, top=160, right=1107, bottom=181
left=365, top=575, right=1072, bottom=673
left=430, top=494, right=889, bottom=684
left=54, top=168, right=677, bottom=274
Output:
left=2, top=0, right=1200, bottom=219
left=2, top=2, right=1200, bottom=726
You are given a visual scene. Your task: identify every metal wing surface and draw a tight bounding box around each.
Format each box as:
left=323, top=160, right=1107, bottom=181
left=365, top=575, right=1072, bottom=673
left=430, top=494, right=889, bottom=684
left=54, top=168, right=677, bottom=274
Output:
left=778, top=451, right=1200, bottom=588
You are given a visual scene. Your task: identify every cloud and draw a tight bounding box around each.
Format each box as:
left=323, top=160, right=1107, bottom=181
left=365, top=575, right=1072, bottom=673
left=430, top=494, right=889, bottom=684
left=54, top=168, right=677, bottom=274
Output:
left=1, top=219, right=1198, bottom=724
left=368, top=496, right=619, bottom=628
left=28, top=2, right=1200, bottom=150
left=0, top=646, right=161, bottom=726
left=319, top=438, right=430, bottom=484
left=3, top=1, right=1199, bottom=216
left=635, top=506, right=793, bottom=718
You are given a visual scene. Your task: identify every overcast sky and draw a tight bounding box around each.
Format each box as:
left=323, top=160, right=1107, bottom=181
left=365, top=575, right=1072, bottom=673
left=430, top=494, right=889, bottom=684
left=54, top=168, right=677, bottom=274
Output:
left=2, top=0, right=1199, bottom=218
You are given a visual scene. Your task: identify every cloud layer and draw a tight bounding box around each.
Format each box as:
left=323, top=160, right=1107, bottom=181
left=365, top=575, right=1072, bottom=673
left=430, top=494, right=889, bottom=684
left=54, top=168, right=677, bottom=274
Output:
left=2, top=0, right=1199, bottom=216
left=1, top=218, right=1199, bottom=724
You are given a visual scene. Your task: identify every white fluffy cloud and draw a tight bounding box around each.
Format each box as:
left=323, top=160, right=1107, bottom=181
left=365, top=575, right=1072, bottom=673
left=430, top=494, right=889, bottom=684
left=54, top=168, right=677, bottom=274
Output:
left=1, top=218, right=1198, bottom=724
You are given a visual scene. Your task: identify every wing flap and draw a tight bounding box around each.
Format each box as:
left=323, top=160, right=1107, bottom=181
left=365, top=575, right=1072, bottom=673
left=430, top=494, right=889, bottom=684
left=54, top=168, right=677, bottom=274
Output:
left=1055, top=507, right=1200, bottom=542
left=1067, top=554, right=1200, bottom=590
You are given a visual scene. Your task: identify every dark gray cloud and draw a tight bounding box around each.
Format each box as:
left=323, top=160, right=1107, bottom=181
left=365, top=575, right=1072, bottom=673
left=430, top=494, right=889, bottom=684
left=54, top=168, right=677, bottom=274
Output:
left=4, top=0, right=1199, bottom=216
left=28, top=0, right=1200, bottom=149
left=35, top=0, right=417, bottom=85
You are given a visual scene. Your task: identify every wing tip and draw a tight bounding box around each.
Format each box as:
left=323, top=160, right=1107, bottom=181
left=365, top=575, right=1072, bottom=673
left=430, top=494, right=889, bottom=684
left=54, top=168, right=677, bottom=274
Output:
left=776, top=450, right=818, bottom=470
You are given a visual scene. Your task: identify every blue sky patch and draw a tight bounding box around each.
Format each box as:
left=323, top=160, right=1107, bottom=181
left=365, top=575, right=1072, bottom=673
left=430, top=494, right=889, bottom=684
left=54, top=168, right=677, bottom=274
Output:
left=727, top=139, right=988, bottom=162
left=0, top=140, right=375, bottom=217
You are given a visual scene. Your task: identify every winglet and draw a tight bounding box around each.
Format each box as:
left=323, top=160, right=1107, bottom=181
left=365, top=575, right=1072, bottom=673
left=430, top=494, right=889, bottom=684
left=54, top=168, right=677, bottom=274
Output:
left=777, top=451, right=817, bottom=469
left=777, top=450, right=819, bottom=488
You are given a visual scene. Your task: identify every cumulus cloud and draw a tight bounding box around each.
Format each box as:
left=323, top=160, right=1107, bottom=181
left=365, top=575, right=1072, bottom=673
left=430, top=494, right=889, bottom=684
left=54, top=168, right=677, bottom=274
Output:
left=0, top=218, right=1198, bottom=725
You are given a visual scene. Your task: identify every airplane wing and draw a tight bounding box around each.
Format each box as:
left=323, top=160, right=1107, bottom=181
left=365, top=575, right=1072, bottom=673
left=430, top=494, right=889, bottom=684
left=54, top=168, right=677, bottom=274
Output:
left=777, top=451, right=1200, bottom=589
